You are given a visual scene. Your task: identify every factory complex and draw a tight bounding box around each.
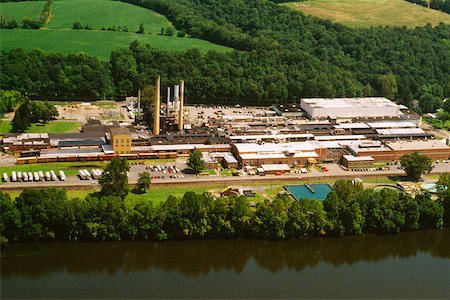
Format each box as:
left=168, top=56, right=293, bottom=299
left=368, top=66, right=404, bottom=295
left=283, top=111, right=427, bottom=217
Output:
left=1, top=79, right=449, bottom=174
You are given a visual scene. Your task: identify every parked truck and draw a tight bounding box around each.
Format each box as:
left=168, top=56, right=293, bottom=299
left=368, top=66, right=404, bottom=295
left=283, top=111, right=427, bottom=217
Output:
left=33, top=172, right=40, bottom=181
left=59, top=170, right=66, bottom=181
left=11, top=171, right=17, bottom=182
left=45, top=171, right=51, bottom=181
left=50, top=170, right=57, bottom=181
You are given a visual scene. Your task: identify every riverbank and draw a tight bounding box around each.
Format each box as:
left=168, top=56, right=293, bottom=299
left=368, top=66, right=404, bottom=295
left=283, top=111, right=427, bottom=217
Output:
left=1, top=177, right=449, bottom=245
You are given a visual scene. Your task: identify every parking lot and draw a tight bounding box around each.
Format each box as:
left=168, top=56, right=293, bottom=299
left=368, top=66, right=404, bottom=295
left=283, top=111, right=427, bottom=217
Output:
left=187, top=105, right=274, bottom=125
left=1, top=157, right=449, bottom=190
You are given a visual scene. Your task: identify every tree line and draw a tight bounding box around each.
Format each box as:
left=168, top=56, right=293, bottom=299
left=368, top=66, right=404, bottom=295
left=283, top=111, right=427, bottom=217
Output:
left=406, top=0, right=450, bottom=14
left=1, top=0, right=449, bottom=106
left=1, top=169, right=449, bottom=245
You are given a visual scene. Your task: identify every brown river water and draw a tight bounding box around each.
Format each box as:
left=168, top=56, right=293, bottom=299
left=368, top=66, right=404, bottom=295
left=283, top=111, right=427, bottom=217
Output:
left=1, top=229, right=449, bottom=299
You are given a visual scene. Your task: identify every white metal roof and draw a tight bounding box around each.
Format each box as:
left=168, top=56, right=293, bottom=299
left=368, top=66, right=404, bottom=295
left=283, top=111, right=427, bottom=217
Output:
left=368, top=122, right=416, bottom=129
left=343, top=155, right=374, bottom=162
left=376, top=128, right=426, bottom=135
left=334, top=123, right=370, bottom=129
left=230, top=134, right=314, bottom=141
left=314, top=135, right=366, bottom=141
left=233, top=142, right=316, bottom=154
left=302, top=97, right=397, bottom=108
left=261, top=164, right=291, bottom=171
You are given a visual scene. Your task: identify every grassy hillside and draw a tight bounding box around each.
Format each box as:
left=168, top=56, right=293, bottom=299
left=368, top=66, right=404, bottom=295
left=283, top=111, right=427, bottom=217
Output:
left=48, top=0, right=172, bottom=33
left=0, top=1, right=45, bottom=22
left=286, top=0, right=450, bottom=28
left=0, top=0, right=231, bottom=59
left=0, top=29, right=230, bottom=60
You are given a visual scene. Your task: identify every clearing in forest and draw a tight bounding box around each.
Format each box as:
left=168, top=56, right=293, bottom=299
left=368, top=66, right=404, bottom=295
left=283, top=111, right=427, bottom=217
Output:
left=48, top=0, right=172, bottom=33
left=0, top=0, right=231, bottom=59
left=286, top=0, right=450, bottom=28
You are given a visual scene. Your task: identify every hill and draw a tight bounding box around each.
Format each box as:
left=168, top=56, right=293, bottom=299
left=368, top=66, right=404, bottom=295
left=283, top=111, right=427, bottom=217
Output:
left=285, top=0, right=450, bottom=28
left=1, top=0, right=449, bottom=105
left=0, top=1, right=44, bottom=22
left=0, top=0, right=231, bottom=60
left=48, top=0, right=173, bottom=33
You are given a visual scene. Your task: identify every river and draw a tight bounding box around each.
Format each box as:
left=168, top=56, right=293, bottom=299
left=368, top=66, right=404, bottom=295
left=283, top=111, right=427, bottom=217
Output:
left=1, top=229, right=450, bottom=299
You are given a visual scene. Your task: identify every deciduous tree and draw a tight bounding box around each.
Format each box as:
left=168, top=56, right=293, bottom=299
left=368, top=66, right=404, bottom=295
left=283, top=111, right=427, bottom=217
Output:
left=187, top=149, right=205, bottom=174
left=99, top=158, right=130, bottom=200
left=400, top=152, right=433, bottom=182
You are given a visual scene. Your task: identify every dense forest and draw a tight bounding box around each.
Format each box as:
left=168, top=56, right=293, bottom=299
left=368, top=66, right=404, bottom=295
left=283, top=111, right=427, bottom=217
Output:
left=1, top=176, right=449, bottom=244
left=1, top=0, right=449, bottom=107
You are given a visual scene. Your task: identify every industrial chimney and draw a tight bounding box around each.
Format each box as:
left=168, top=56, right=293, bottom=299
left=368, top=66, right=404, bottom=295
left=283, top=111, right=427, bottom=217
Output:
left=178, top=80, right=184, bottom=132
left=173, top=84, right=180, bottom=113
left=153, top=76, right=160, bottom=135
left=167, top=87, right=171, bottom=115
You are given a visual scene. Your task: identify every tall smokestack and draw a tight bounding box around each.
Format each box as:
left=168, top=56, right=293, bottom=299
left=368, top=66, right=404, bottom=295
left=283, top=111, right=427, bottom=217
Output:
left=167, top=87, right=171, bottom=114
left=153, top=76, right=160, bottom=135
left=137, top=89, right=141, bottom=121
left=174, top=84, right=180, bottom=113
left=178, top=80, right=184, bottom=132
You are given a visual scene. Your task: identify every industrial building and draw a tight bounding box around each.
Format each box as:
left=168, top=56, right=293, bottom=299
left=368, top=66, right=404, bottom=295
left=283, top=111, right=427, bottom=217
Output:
left=109, top=127, right=132, bottom=154
left=1, top=94, right=449, bottom=169
left=300, top=97, right=401, bottom=119
left=341, top=155, right=375, bottom=169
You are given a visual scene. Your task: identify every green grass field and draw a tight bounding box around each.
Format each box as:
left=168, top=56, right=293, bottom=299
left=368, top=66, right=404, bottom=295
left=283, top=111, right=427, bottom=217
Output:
left=0, top=28, right=230, bottom=60
left=0, top=1, right=45, bottom=22
left=49, top=0, right=173, bottom=33
left=5, top=186, right=222, bottom=206
left=0, top=120, right=80, bottom=134
left=286, top=0, right=450, bottom=28
left=0, top=0, right=231, bottom=59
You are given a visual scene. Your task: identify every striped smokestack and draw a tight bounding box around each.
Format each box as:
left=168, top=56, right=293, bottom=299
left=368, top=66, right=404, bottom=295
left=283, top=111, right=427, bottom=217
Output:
left=153, top=76, right=160, bottom=135
left=178, top=80, right=184, bottom=132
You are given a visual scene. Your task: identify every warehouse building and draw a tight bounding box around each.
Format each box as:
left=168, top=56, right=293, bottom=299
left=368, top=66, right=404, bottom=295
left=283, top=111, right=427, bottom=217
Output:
left=348, top=140, right=450, bottom=161
left=231, top=142, right=319, bottom=167
left=300, top=97, right=401, bottom=119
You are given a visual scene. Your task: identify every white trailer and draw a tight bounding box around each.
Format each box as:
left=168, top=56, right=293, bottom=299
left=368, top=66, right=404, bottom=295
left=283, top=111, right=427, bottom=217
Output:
left=11, top=171, right=17, bottom=182
left=39, top=171, right=44, bottom=180
left=3, top=173, right=8, bottom=182
left=34, top=172, right=40, bottom=181
left=28, top=172, right=33, bottom=181
left=91, top=169, right=103, bottom=179
left=83, top=169, right=91, bottom=179
left=45, top=171, right=51, bottom=181
left=59, top=170, right=66, bottom=181
left=23, top=172, right=29, bottom=182
left=17, top=171, right=23, bottom=182
left=50, top=170, right=57, bottom=181
left=79, top=170, right=88, bottom=180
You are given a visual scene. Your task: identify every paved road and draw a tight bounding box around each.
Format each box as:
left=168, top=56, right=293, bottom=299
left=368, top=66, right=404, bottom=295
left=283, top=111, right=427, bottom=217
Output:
left=1, top=162, right=448, bottom=191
